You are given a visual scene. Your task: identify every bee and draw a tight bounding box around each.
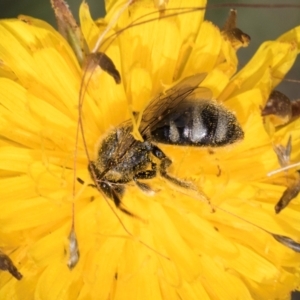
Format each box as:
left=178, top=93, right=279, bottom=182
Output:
left=69, top=5, right=300, bottom=274
left=88, top=73, right=244, bottom=217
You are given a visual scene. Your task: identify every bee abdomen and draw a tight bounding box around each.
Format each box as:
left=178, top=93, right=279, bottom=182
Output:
left=151, top=102, right=244, bottom=147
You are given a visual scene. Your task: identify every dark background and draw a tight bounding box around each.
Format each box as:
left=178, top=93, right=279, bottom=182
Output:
left=0, top=0, right=299, bottom=299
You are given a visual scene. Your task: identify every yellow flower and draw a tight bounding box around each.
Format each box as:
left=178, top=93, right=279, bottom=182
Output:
left=0, top=1, right=300, bottom=299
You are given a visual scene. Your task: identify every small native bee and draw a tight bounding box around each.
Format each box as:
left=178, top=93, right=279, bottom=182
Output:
left=70, top=4, right=300, bottom=272
left=88, top=73, right=244, bottom=216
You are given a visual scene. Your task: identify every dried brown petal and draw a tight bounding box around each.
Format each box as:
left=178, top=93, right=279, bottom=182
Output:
left=85, top=53, right=121, bottom=84
left=222, top=9, right=251, bottom=49
left=51, top=0, right=89, bottom=65
left=272, top=234, right=300, bottom=252
left=0, top=251, right=22, bottom=280
left=275, top=175, right=300, bottom=214
left=291, top=99, right=300, bottom=121
left=262, top=90, right=292, bottom=126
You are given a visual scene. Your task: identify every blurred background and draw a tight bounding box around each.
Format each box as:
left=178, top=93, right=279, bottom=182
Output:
left=0, top=0, right=300, bottom=298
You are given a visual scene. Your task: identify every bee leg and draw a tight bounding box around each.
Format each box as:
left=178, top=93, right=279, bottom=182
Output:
left=87, top=162, right=144, bottom=219
left=151, top=145, right=194, bottom=189
left=152, top=145, right=214, bottom=211
left=99, top=181, right=138, bottom=218
left=133, top=163, right=157, bottom=195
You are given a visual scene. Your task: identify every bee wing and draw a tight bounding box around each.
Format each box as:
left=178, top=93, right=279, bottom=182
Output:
left=107, top=73, right=210, bottom=165
left=190, top=87, right=213, bottom=101
left=139, top=73, right=211, bottom=135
